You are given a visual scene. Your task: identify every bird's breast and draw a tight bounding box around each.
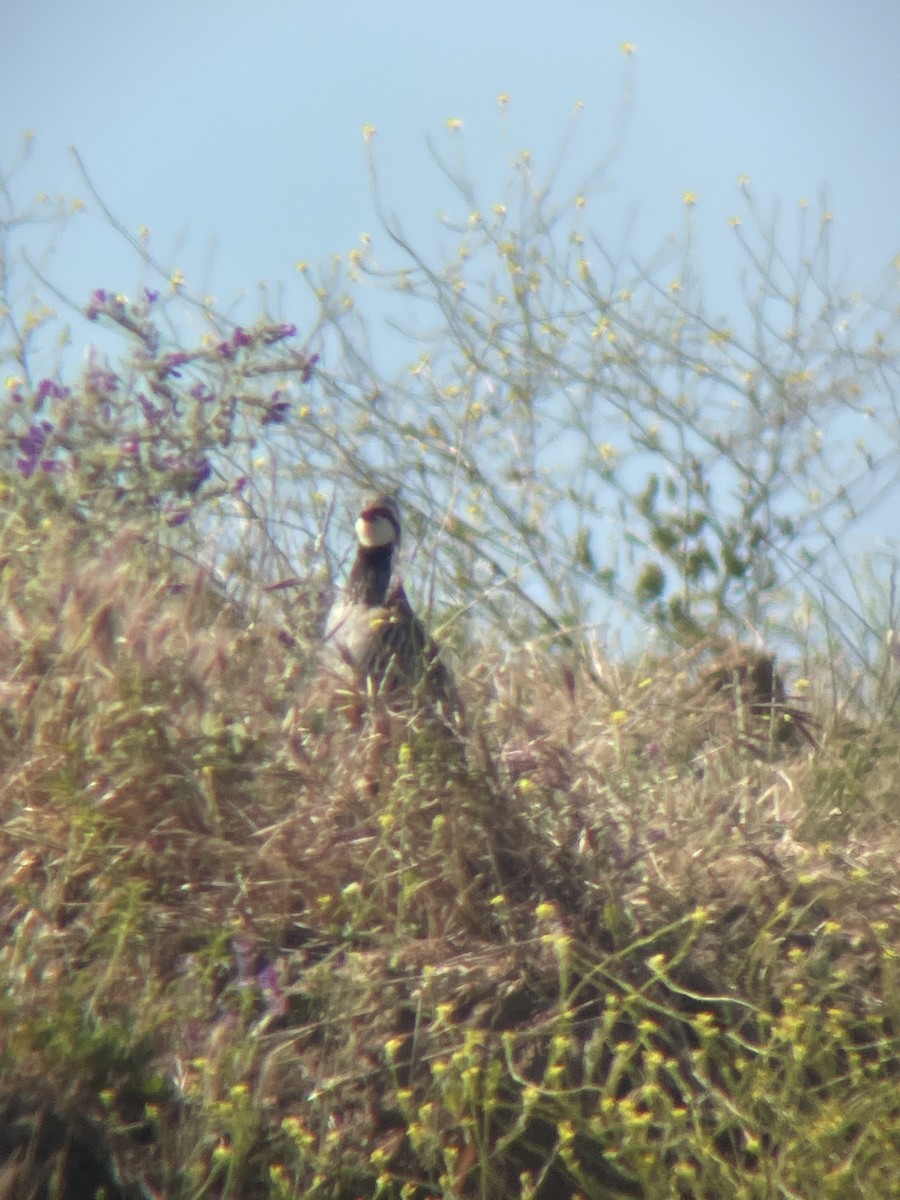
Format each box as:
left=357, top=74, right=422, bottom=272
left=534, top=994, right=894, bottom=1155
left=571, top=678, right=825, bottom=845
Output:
left=325, top=600, right=394, bottom=666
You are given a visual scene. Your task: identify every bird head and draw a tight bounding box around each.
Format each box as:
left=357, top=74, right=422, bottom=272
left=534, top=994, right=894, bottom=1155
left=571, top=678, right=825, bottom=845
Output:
left=355, top=494, right=402, bottom=550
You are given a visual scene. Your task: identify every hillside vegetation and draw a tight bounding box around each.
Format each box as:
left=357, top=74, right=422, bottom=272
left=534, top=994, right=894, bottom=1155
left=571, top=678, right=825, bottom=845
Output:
left=1, top=497, right=899, bottom=1199
left=2, top=142, right=899, bottom=1198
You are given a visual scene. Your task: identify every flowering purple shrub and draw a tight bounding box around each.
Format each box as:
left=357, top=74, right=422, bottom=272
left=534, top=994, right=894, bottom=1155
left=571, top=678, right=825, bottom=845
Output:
left=16, top=420, right=61, bottom=478
left=4, top=284, right=318, bottom=569
left=3, top=148, right=898, bottom=669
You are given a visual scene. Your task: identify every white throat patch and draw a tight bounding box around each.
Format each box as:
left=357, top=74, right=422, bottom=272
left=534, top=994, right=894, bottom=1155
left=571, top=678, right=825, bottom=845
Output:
left=356, top=513, right=397, bottom=549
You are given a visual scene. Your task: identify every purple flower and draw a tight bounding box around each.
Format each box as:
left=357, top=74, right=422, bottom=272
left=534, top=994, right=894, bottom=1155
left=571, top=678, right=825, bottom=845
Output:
left=160, top=352, right=190, bottom=379
left=256, top=962, right=288, bottom=1018
left=189, top=382, right=215, bottom=403
left=185, top=456, right=212, bottom=494
left=17, top=421, right=54, bottom=478
left=301, top=353, right=319, bottom=383
left=167, top=455, right=212, bottom=495
left=262, top=323, right=297, bottom=345
left=262, top=397, right=290, bottom=425
left=85, top=366, right=120, bottom=395
left=21, top=422, right=51, bottom=453
left=216, top=340, right=235, bottom=360
left=35, top=379, right=68, bottom=404
left=138, top=393, right=162, bottom=423
left=231, top=326, right=253, bottom=350
left=86, top=289, right=109, bottom=320
left=144, top=288, right=160, bottom=304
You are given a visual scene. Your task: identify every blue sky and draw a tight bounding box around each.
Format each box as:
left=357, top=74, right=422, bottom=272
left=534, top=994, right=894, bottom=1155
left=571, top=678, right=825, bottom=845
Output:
left=4, top=0, right=898, bottom=320
left=3, top=0, right=899, bottom=589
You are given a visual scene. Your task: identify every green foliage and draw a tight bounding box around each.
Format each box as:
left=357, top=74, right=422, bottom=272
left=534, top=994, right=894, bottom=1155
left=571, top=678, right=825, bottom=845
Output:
left=1, top=128, right=899, bottom=1198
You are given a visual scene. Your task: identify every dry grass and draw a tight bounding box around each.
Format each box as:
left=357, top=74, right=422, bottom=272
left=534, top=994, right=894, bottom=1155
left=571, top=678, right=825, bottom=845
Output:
left=1, top=511, right=899, bottom=1199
